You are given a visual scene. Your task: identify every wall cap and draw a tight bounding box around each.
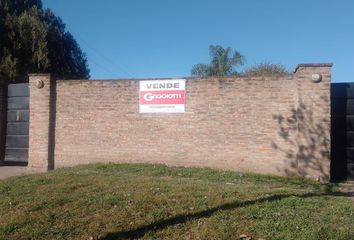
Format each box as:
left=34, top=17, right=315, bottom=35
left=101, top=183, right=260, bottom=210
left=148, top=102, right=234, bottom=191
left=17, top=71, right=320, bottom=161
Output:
left=30, top=63, right=334, bottom=81
left=294, top=63, right=333, bottom=73
left=28, top=73, right=51, bottom=77
left=53, top=75, right=294, bottom=82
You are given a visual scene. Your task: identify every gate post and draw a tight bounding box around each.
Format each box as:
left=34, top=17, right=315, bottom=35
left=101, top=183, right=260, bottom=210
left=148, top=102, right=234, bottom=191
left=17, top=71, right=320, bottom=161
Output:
left=294, top=63, right=332, bottom=182
left=28, top=74, right=53, bottom=171
left=0, top=77, right=7, bottom=164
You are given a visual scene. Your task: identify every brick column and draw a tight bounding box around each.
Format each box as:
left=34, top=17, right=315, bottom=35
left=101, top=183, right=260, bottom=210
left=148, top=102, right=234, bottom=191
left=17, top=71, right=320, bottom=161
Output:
left=294, top=63, right=332, bottom=182
left=28, top=74, right=52, bottom=171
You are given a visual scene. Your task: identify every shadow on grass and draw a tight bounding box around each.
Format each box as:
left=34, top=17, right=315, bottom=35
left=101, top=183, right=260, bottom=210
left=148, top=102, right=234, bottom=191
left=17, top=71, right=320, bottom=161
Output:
left=101, top=190, right=347, bottom=240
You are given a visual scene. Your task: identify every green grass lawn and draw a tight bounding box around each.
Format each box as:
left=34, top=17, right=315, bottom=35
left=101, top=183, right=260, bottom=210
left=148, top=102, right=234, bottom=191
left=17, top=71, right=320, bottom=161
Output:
left=0, top=164, right=353, bottom=240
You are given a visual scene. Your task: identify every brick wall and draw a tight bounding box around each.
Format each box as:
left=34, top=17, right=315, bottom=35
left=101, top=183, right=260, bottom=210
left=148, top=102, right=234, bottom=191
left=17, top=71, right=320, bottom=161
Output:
left=28, top=64, right=332, bottom=181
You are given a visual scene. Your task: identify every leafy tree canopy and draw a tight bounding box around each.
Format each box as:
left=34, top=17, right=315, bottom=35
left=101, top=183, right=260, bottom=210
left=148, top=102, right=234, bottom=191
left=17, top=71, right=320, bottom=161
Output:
left=0, top=0, right=90, bottom=82
left=243, top=62, right=290, bottom=77
left=191, top=45, right=245, bottom=77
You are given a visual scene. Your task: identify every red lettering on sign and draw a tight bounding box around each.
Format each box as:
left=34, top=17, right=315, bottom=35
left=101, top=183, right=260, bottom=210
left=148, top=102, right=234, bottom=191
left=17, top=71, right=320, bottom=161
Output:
left=140, top=90, right=185, bottom=105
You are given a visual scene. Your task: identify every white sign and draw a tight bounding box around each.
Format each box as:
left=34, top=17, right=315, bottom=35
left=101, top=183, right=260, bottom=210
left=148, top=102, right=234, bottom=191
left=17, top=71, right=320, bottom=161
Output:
left=139, top=79, right=185, bottom=113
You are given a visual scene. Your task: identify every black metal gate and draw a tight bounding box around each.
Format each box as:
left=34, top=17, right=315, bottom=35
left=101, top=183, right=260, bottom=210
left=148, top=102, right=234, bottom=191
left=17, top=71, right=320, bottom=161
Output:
left=4, top=83, right=29, bottom=164
left=331, top=83, right=354, bottom=181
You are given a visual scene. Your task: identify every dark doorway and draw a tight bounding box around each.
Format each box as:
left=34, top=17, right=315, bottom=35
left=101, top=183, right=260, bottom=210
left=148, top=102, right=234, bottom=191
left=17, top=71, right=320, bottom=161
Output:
left=331, top=83, right=354, bottom=181
left=4, top=83, right=29, bottom=165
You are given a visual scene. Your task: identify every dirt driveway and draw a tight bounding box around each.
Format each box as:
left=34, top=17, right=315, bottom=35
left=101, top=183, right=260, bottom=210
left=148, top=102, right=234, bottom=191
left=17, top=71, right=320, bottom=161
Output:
left=339, top=181, right=354, bottom=200
left=0, top=166, right=29, bottom=180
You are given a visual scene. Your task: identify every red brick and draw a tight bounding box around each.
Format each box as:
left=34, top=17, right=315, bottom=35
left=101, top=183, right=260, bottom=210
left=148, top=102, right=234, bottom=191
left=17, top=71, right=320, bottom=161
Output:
left=28, top=64, right=332, bottom=181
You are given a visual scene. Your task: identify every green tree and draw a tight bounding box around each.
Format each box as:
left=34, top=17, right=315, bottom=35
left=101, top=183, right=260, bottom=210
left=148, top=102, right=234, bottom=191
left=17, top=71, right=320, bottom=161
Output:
left=191, top=45, right=245, bottom=77
left=0, top=0, right=90, bottom=82
left=243, top=62, right=290, bottom=76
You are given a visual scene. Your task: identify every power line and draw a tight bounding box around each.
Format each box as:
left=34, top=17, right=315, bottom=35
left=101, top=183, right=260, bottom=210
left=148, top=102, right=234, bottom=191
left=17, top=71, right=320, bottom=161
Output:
left=78, top=36, right=134, bottom=78
left=69, top=30, right=134, bottom=78
left=88, top=57, right=121, bottom=79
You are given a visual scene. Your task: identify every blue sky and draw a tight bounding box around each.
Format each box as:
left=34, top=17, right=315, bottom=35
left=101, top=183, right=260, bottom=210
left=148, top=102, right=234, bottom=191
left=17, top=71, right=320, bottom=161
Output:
left=42, top=0, right=354, bottom=82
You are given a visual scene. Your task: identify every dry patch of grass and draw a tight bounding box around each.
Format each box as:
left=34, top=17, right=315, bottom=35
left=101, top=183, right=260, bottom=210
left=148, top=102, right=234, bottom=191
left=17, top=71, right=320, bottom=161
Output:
left=0, top=163, right=353, bottom=240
